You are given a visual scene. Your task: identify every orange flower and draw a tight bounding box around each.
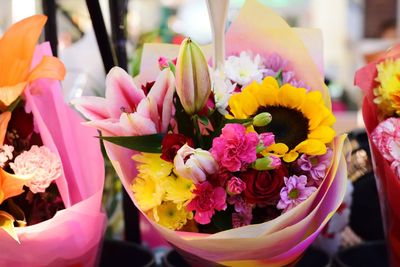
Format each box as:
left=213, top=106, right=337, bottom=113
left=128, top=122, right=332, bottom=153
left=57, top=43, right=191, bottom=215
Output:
left=0, top=15, right=65, bottom=109
left=0, top=111, right=32, bottom=241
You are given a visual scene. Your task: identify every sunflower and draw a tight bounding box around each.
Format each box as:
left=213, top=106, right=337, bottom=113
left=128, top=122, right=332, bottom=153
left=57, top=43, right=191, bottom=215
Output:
left=228, top=76, right=335, bottom=162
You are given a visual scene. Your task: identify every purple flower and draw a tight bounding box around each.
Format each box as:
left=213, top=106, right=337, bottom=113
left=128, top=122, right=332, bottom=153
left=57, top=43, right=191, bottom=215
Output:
left=265, top=53, right=287, bottom=74
left=277, top=175, right=316, bottom=212
left=212, top=123, right=259, bottom=172
left=228, top=195, right=253, bottom=228
left=297, top=148, right=332, bottom=185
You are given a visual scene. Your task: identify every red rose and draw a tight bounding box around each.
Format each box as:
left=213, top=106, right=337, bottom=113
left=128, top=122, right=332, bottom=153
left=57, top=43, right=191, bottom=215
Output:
left=242, top=166, right=287, bottom=205
left=161, top=134, right=194, bottom=162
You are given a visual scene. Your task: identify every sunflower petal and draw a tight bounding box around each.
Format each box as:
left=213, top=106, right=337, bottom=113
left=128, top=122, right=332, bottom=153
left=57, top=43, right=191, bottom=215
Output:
left=0, top=211, right=18, bottom=242
left=266, top=143, right=289, bottom=155
left=228, top=93, right=248, bottom=119
left=294, top=139, right=327, bottom=155
left=261, top=76, right=279, bottom=106
left=279, top=84, right=306, bottom=109
left=283, top=150, right=299, bottom=162
left=308, top=125, right=335, bottom=143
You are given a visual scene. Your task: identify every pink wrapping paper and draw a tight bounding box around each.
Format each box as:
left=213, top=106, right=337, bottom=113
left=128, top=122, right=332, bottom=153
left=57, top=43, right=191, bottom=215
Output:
left=0, top=43, right=106, bottom=267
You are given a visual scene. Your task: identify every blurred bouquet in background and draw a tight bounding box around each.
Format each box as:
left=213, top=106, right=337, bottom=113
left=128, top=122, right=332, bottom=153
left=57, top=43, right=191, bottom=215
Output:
left=356, top=45, right=400, bottom=266
left=76, top=0, right=347, bottom=266
left=0, top=15, right=106, bottom=267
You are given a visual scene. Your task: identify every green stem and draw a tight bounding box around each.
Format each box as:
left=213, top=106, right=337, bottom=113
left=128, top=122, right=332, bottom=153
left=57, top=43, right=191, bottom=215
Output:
left=192, top=115, right=204, bottom=148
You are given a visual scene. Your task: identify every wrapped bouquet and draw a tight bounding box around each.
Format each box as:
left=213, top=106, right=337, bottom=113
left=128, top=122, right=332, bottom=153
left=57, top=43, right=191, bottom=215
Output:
left=0, top=16, right=106, bottom=266
left=355, top=45, right=400, bottom=266
left=76, top=0, right=347, bottom=266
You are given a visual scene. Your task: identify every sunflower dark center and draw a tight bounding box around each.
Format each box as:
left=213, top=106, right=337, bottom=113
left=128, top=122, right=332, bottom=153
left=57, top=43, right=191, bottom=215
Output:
left=254, top=106, right=309, bottom=150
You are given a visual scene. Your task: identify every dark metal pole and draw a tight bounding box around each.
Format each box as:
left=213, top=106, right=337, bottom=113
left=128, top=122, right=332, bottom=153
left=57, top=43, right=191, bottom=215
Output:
left=109, top=0, right=141, bottom=244
left=85, top=0, right=116, bottom=73
left=109, top=0, right=128, bottom=69
left=42, top=0, right=58, bottom=56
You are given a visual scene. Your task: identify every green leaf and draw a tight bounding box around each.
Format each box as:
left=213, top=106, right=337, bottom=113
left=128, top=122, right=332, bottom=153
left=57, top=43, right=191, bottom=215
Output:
left=99, top=134, right=164, bottom=153
left=198, top=115, right=209, bottom=126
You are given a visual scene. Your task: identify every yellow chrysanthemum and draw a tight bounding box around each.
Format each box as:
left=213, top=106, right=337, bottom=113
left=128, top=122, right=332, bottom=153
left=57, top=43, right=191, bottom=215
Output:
left=163, top=174, right=194, bottom=209
left=131, top=173, right=166, bottom=211
left=131, top=153, right=174, bottom=211
left=374, top=58, right=400, bottom=116
left=132, top=153, right=173, bottom=178
left=228, top=76, right=336, bottom=162
left=149, top=201, right=193, bottom=230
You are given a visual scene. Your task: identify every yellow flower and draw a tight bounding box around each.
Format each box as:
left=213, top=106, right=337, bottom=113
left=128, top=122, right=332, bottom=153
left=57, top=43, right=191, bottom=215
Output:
left=228, top=77, right=335, bottom=162
left=374, top=58, right=400, bottom=116
left=131, top=173, right=165, bottom=211
left=163, top=174, right=194, bottom=209
left=132, top=153, right=173, bottom=178
left=149, top=201, right=193, bottom=230
left=131, top=153, right=174, bottom=211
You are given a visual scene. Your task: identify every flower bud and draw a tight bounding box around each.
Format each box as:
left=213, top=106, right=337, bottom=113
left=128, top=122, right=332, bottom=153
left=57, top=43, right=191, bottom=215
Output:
left=226, top=177, right=246, bottom=195
left=253, top=155, right=281, bottom=171
left=253, top=112, right=272, bottom=127
left=175, top=38, right=211, bottom=115
left=174, top=144, right=218, bottom=183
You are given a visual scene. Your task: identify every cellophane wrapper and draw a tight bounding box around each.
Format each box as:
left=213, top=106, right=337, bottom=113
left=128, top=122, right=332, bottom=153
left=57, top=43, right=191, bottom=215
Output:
left=0, top=43, right=107, bottom=267
left=355, top=45, right=400, bottom=267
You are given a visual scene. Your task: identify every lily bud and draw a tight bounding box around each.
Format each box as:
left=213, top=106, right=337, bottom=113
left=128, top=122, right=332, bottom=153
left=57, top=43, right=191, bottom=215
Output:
left=175, top=38, right=211, bottom=115
left=253, top=112, right=272, bottom=127
left=253, top=155, right=281, bottom=171
left=174, top=144, right=218, bottom=184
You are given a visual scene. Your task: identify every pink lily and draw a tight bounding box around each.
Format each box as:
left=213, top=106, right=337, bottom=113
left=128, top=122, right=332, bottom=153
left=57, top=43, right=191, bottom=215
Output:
left=73, top=67, right=175, bottom=136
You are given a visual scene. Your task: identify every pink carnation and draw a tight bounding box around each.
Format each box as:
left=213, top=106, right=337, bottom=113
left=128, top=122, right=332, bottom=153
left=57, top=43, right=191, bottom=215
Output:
left=187, top=181, right=227, bottom=224
left=211, top=123, right=259, bottom=172
left=277, top=175, right=316, bottom=213
left=372, top=118, right=400, bottom=162
left=227, top=176, right=246, bottom=195
left=10, top=145, right=62, bottom=194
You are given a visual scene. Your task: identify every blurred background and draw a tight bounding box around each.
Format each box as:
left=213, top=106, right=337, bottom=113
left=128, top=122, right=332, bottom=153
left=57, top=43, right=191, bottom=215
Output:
left=0, top=0, right=395, bottom=264
left=1, top=0, right=398, bottom=130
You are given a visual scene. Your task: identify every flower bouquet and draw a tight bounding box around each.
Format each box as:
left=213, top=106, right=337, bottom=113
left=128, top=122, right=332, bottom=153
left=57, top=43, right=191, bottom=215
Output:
left=355, top=45, right=400, bottom=266
left=75, top=0, right=347, bottom=266
left=0, top=16, right=106, bottom=266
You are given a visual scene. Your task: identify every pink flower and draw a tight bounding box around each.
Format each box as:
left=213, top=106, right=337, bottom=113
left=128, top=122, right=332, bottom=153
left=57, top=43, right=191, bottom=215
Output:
left=73, top=67, right=175, bottom=136
left=260, top=132, right=275, bottom=147
left=0, top=144, right=13, bottom=167
left=174, top=144, right=218, bottom=184
left=10, top=145, right=62, bottom=193
left=297, top=148, right=332, bottom=185
left=227, top=195, right=253, bottom=228
left=187, top=181, right=227, bottom=224
left=211, top=123, right=259, bottom=172
left=158, top=56, right=176, bottom=70
left=372, top=118, right=400, bottom=162
left=227, top=176, right=246, bottom=195
left=277, top=175, right=316, bottom=213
